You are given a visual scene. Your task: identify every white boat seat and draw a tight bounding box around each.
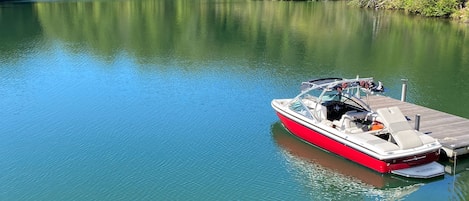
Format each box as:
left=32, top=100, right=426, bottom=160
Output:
left=303, top=98, right=328, bottom=120
left=332, top=111, right=367, bottom=133
left=345, top=110, right=368, bottom=120
left=349, top=133, right=400, bottom=152
left=376, top=107, right=423, bottom=149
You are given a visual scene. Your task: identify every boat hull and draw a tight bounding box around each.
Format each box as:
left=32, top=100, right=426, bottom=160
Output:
left=275, top=111, right=440, bottom=174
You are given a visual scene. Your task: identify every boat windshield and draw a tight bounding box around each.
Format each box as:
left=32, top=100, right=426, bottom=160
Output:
left=302, top=88, right=369, bottom=110
left=296, top=80, right=373, bottom=121
left=338, top=93, right=370, bottom=111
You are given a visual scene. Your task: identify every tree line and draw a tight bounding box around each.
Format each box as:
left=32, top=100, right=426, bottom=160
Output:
left=348, top=0, right=468, bottom=22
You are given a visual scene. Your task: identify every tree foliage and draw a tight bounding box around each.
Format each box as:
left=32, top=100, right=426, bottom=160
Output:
left=451, top=1, right=469, bottom=22
left=349, top=0, right=460, bottom=17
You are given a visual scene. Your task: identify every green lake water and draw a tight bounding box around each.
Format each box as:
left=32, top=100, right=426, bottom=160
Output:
left=1, top=0, right=469, bottom=200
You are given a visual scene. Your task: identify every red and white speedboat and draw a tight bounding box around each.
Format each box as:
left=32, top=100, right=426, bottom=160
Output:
left=271, top=77, right=444, bottom=178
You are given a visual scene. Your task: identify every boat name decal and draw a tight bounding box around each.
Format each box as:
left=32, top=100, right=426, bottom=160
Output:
left=403, top=155, right=427, bottom=162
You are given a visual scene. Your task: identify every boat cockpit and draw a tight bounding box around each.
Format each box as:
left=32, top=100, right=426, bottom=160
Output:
left=291, top=79, right=387, bottom=136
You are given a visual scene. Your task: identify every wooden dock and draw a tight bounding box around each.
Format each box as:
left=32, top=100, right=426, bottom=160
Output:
left=366, top=95, right=469, bottom=159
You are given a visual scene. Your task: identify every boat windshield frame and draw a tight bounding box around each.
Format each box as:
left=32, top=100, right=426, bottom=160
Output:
left=293, top=77, right=376, bottom=121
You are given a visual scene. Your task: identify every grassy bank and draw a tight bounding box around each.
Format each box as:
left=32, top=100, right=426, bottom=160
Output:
left=349, top=0, right=469, bottom=23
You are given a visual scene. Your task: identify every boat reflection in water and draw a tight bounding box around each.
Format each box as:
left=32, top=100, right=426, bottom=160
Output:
left=271, top=122, right=434, bottom=200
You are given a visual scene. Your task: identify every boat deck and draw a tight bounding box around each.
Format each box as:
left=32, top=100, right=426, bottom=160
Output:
left=366, top=95, right=469, bottom=158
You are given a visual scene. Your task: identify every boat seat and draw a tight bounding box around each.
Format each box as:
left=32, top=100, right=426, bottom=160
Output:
left=345, top=110, right=368, bottom=120
left=303, top=99, right=327, bottom=120
left=349, top=133, right=400, bottom=153
left=332, top=111, right=367, bottom=133
left=376, top=107, right=423, bottom=149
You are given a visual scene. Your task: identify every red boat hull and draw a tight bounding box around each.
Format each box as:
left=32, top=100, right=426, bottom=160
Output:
left=276, top=112, right=440, bottom=173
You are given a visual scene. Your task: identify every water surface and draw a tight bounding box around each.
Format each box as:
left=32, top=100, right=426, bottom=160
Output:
left=1, top=0, right=469, bottom=200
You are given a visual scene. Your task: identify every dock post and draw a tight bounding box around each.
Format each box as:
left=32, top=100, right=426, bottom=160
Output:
left=415, top=114, right=420, bottom=131
left=401, top=79, right=408, bottom=102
